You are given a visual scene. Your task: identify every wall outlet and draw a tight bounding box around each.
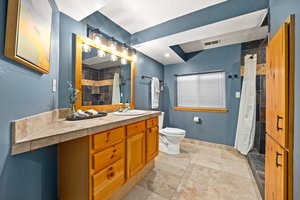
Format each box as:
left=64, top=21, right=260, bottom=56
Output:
left=235, top=91, right=240, bottom=98
left=52, top=79, right=57, bottom=93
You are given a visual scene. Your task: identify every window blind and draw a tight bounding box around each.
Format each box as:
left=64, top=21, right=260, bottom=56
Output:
left=177, top=71, right=226, bottom=108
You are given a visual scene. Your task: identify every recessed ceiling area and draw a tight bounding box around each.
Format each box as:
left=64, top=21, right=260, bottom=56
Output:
left=132, top=9, right=268, bottom=65
left=99, top=0, right=227, bottom=33
left=179, top=26, right=268, bottom=53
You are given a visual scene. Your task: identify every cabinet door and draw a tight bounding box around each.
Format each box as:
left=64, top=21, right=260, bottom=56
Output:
left=146, top=126, right=159, bottom=162
left=265, top=135, right=287, bottom=200
left=266, top=22, right=289, bottom=148
left=126, top=131, right=145, bottom=178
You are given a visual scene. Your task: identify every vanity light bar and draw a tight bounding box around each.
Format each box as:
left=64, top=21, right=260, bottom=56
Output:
left=86, top=28, right=137, bottom=62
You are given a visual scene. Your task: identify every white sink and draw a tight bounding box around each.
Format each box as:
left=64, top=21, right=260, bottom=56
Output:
left=112, top=110, right=147, bottom=116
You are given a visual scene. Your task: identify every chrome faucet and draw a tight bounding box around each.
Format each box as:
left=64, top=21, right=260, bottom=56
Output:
left=117, top=103, right=131, bottom=112
left=122, top=103, right=131, bottom=112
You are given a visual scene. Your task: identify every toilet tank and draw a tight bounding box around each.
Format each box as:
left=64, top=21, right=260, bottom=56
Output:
left=158, top=112, right=164, bottom=130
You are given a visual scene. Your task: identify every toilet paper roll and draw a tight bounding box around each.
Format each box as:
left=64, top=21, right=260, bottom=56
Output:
left=193, top=117, right=200, bottom=123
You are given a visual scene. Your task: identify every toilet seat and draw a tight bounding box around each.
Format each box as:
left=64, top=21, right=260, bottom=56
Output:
left=160, top=127, right=186, bottom=136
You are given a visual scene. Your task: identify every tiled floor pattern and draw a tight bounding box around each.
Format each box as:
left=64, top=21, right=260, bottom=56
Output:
left=123, top=142, right=262, bottom=200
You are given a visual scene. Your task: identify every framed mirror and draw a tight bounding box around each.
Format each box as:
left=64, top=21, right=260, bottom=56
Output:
left=75, top=35, right=135, bottom=111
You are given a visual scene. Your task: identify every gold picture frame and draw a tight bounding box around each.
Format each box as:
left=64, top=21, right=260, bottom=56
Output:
left=5, top=0, right=53, bottom=74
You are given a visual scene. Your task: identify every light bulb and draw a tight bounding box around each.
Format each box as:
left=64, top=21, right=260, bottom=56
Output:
left=109, top=39, right=117, bottom=51
left=94, top=35, right=101, bottom=48
left=122, top=45, right=128, bottom=58
left=111, top=54, right=118, bottom=61
left=121, top=58, right=127, bottom=65
left=82, top=43, right=91, bottom=53
left=132, top=52, right=137, bottom=62
left=97, top=49, right=105, bottom=57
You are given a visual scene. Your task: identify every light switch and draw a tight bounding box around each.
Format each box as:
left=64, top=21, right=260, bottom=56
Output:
left=52, top=79, right=57, bottom=93
left=235, top=91, right=240, bottom=98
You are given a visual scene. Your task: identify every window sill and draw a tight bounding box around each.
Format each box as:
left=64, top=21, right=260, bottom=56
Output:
left=173, top=107, right=228, bottom=113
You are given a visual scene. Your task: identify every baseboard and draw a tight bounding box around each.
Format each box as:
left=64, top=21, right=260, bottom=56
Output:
left=182, top=138, right=235, bottom=150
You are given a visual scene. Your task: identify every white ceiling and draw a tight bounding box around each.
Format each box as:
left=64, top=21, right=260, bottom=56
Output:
left=99, top=0, right=227, bottom=33
left=132, top=9, right=268, bottom=65
left=56, top=0, right=111, bottom=21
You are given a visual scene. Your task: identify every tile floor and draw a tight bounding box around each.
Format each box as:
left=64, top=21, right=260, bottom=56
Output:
left=123, top=142, right=262, bottom=200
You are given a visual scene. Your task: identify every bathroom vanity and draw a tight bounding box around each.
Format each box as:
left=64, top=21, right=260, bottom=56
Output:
left=11, top=110, right=160, bottom=200
left=58, top=114, right=159, bottom=200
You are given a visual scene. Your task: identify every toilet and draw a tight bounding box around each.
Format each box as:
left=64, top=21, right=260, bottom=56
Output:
left=159, top=112, right=186, bottom=154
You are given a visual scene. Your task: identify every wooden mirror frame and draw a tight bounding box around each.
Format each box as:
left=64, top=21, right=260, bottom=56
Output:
left=75, top=35, right=135, bottom=111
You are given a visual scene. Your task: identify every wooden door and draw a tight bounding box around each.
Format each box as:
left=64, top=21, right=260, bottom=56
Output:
left=126, top=131, right=146, bottom=178
left=265, top=135, right=287, bottom=200
left=266, top=22, right=289, bottom=148
left=146, top=126, right=159, bottom=162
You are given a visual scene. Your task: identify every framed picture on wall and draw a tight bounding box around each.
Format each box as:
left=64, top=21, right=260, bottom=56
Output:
left=4, top=0, right=53, bottom=74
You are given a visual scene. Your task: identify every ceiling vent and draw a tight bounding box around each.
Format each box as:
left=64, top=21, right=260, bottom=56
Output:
left=204, top=40, right=220, bottom=46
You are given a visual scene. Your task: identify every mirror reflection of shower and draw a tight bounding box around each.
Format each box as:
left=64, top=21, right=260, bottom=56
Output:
left=81, top=46, right=131, bottom=106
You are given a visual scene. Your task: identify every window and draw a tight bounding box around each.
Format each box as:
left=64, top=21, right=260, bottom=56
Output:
left=177, top=71, right=226, bottom=109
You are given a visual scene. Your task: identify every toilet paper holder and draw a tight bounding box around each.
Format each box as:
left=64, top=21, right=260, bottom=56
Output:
left=193, top=117, right=202, bottom=124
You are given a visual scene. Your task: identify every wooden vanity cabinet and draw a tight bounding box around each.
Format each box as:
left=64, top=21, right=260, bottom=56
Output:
left=146, top=118, right=159, bottom=162
left=58, top=117, right=159, bottom=200
left=126, top=121, right=146, bottom=178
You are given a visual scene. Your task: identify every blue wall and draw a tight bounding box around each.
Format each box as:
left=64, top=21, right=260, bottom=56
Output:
left=58, top=12, right=164, bottom=110
left=58, top=13, right=86, bottom=108
left=135, top=53, right=164, bottom=110
left=0, top=0, right=59, bottom=199
left=269, top=0, right=300, bottom=198
left=163, top=44, right=241, bottom=146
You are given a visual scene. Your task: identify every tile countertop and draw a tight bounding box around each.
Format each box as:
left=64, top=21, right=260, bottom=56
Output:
left=11, top=110, right=161, bottom=155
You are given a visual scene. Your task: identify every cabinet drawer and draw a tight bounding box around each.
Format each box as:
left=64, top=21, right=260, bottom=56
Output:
left=146, top=117, right=158, bottom=128
left=93, top=127, right=125, bottom=152
left=93, top=141, right=125, bottom=173
left=127, top=121, right=145, bottom=137
left=93, top=158, right=125, bottom=200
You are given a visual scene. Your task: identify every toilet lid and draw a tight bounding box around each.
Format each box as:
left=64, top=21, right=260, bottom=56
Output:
left=161, top=127, right=186, bottom=136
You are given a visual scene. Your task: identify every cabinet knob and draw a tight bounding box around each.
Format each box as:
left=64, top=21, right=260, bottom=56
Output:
left=107, top=171, right=115, bottom=179
left=107, top=167, right=115, bottom=179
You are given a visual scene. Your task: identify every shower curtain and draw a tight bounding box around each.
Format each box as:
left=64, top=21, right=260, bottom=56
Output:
left=234, top=55, right=257, bottom=155
left=112, top=73, right=120, bottom=104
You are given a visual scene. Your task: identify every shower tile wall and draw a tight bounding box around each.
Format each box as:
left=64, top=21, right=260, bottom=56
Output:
left=255, top=75, right=266, bottom=154
left=241, top=39, right=266, bottom=154
left=82, top=66, right=120, bottom=105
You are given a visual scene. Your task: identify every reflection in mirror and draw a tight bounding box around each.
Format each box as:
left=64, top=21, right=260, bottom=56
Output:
left=81, top=46, right=131, bottom=106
